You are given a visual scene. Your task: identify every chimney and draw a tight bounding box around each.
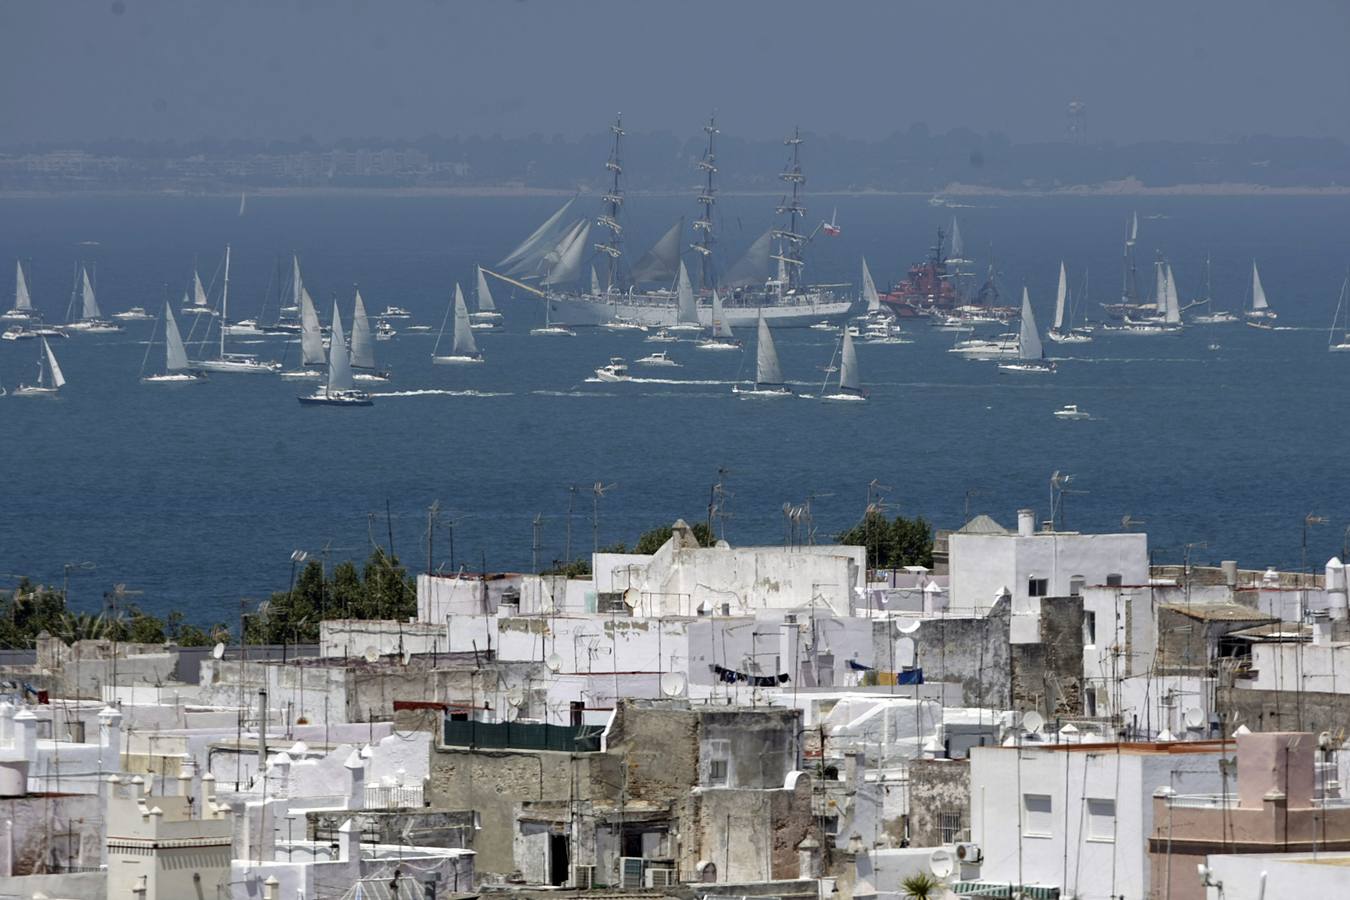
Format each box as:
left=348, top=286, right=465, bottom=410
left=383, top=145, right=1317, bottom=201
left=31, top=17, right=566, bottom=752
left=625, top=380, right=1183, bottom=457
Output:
left=1017, top=509, right=1036, bottom=537
left=13, top=709, right=37, bottom=763
left=263, top=875, right=280, bottom=900
left=98, top=706, right=123, bottom=772
left=344, top=749, right=366, bottom=810
left=1326, top=557, right=1348, bottom=621
left=338, top=817, right=361, bottom=863
left=796, top=836, right=821, bottom=878
left=1221, top=560, right=1239, bottom=588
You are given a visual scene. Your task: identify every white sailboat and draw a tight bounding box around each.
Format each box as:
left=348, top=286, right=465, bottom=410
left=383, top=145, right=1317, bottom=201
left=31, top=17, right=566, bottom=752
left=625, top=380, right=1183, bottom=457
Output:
left=142, top=302, right=206, bottom=383
left=13, top=338, right=66, bottom=396
left=998, top=288, right=1055, bottom=373
left=945, top=218, right=971, bottom=266
left=298, top=302, right=372, bottom=406
left=1246, top=260, right=1277, bottom=328
left=1190, top=256, right=1238, bottom=324
left=529, top=295, right=575, bottom=336
left=65, top=265, right=123, bottom=333
left=350, top=289, right=392, bottom=381
left=696, top=289, right=741, bottom=351
left=732, top=311, right=792, bottom=397
left=822, top=328, right=866, bottom=401
left=193, top=246, right=281, bottom=373
left=280, top=284, right=327, bottom=379
left=180, top=267, right=216, bottom=317
left=1047, top=262, right=1092, bottom=344
left=667, top=261, right=703, bottom=333
left=1163, top=264, right=1183, bottom=326
left=855, top=257, right=886, bottom=323
left=431, top=283, right=485, bottom=363
left=471, top=265, right=503, bottom=328
left=2, top=260, right=37, bottom=322
left=1329, top=275, right=1350, bottom=352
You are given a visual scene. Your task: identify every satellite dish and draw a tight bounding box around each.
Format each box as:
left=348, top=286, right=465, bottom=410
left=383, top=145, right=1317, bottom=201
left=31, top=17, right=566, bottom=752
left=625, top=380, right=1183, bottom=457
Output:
left=929, top=848, right=954, bottom=879
left=1022, top=711, right=1045, bottom=734
left=363, top=646, right=380, bottom=664
left=896, top=618, right=921, bottom=635
left=623, top=587, right=640, bottom=609
left=545, top=653, right=563, bottom=673
left=1184, top=707, right=1205, bottom=730
left=506, top=687, right=526, bottom=708
left=211, top=642, right=226, bottom=660
left=660, top=672, right=688, bottom=698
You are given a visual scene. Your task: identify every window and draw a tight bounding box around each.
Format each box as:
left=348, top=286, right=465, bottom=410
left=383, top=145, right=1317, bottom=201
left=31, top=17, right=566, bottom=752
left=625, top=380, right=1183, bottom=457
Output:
left=704, top=739, right=731, bottom=787
left=1105, top=573, right=1123, bottom=587
left=1028, top=577, right=1049, bottom=598
left=1069, top=576, right=1086, bottom=597
left=1083, top=611, right=1097, bottom=647
left=1023, top=793, right=1053, bottom=837
left=1087, top=798, right=1116, bottom=842
left=939, top=810, right=966, bottom=844
left=822, top=814, right=839, bottom=838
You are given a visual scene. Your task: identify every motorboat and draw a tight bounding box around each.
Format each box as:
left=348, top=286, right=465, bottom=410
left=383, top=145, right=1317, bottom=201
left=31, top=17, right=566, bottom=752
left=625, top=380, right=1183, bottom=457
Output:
left=601, top=318, right=648, bottom=333
left=644, top=329, right=677, bottom=343
left=594, top=357, right=631, bottom=382
left=636, top=351, right=680, bottom=367
left=1053, top=405, right=1090, bottom=420
left=375, top=319, right=396, bottom=341
left=111, top=306, right=154, bottom=322
left=380, top=306, right=412, bottom=319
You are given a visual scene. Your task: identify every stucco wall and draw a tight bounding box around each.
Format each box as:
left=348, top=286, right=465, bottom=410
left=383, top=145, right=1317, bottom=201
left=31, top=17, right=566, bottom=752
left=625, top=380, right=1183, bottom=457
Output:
left=907, top=758, right=970, bottom=847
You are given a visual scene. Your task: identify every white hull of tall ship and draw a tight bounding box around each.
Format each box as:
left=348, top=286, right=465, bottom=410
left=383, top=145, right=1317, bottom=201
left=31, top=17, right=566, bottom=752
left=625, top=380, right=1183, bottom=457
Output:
left=195, top=356, right=282, bottom=374
left=543, top=290, right=854, bottom=328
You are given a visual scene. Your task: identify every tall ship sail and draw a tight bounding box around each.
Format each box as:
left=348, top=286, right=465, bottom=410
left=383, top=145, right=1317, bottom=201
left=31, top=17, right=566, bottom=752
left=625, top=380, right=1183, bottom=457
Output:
left=485, top=118, right=853, bottom=328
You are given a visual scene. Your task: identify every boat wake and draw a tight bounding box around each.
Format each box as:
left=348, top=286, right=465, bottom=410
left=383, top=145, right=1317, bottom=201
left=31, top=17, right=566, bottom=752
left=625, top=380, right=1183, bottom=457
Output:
left=373, top=389, right=512, bottom=398
left=582, top=376, right=735, bottom=386
left=531, top=389, right=618, bottom=398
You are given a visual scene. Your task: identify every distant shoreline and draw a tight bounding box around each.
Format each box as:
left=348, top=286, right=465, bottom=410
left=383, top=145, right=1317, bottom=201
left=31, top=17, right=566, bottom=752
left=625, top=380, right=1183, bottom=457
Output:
left=1, top=180, right=1349, bottom=200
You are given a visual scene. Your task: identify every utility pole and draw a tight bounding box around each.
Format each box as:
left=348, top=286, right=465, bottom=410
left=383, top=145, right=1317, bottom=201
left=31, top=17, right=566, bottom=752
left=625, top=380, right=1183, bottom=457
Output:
left=565, top=485, right=577, bottom=563
left=532, top=514, right=542, bottom=574
left=426, top=501, right=440, bottom=576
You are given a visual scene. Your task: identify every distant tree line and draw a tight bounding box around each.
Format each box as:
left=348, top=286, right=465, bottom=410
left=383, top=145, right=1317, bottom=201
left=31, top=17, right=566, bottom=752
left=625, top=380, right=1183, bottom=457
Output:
left=0, top=579, right=226, bottom=649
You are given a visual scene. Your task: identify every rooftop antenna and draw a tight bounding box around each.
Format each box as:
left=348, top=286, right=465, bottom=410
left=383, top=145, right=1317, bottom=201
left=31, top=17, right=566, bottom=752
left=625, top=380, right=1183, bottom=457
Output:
left=592, top=482, right=616, bottom=554
left=425, top=500, right=441, bottom=576
left=1121, top=514, right=1147, bottom=530
left=531, top=513, right=542, bottom=574
left=565, top=485, right=578, bottom=564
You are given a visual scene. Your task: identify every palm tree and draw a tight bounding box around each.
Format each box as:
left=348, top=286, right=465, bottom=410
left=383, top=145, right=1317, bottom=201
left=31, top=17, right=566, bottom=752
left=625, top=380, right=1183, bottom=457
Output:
left=901, top=872, right=941, bottom=900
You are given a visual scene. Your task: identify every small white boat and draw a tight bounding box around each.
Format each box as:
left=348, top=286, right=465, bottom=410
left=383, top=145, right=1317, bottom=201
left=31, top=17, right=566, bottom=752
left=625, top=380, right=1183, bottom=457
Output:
left=932, top=316, right=975, bottom=333
left=1053, top=405, right=1090, bottom=420
left=529, top=299, right=575, bottom=337
left=223, top=318, right=267, bottom=336
left=431, top=283, right=485, bottom=362
left=644, top=328, right=677, bottom=343
left=65, top=266, right=124, bottom=333
left=381, top=306, right=412, bottom=319
left=4, top=324, right=68, bottom=341
left=601, top=318, right=648, bottom=333
left=112, top=306, right=154, bottom=322
left=1192, top=311, right=1239, bottom=325
left=1208, top=343, right=1222, bottom=352
left=1046, top=262, right=1094, bottom=344
left=734, top=312, right=793, bottom=398
left=997, top=288, right=1057, bottom=374
left=860, top=318, right=911, bottom=345
left=351, top=290, right=393, bottom=380
left=821, top=329, right=867, bottom=402
left=636, top=351, right=680, bottom=367
left=594, top=357, right=631, bottom=382
left=142, top=302, right=206, bottom=383
left=298, top=303, right=373, bottom=407
left=809, top=322, right=836, bottom=332
left=13, top=338, right=66, bottom=396
left=375, top=319, right=396, bottom=341
left=1328, top=276, right=1350, bottom=352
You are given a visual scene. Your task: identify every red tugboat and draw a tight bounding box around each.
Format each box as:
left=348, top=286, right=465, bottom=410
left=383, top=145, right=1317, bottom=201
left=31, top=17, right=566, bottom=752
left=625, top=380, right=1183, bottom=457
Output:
left=880, top=228, right=959, bottom=317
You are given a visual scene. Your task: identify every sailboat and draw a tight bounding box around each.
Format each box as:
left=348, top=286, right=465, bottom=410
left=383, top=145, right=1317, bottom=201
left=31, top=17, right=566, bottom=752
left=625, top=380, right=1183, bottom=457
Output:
left=431, top=283, right=485, bottom=363
left=945, top=218, right=971, bottom=266
left=2, top=260, right=37, bottom=322
left=298, top=302, right=372, bottom=406
left=1245, top=260, right=1277, bottom=329
left=1047, top=262, right=1092, bottom=343
left=180, top=267, right=216, bottom=317
left=530, top=295, right=575, bottom=336
left=821, top=328, right=866, bottom=401
left=998, top=288, right=1055, bottom=373
left=696, top=290, right=741, bottom=351
left=65, top=265, right=123, bottom=333
left=1329, top=275, right=1350, bottom=352
left=1105, top=260, right=1182, bottom=334
left=142, top=302, right=206, bottom=383
left=667, top=261, right=703, bottom=333
left=470, top=266, right=503, bottom=329
left=732, top=311, right=792, bottom=397
left=1190, top=256, right=1238, bottom=324
left=855, top=257, right=886, bottom=323
left=193, top=246, right=281, bottom=373
left=349, top=289, right=392, bottom=381
left=13, top=338, right=66, bottom=396
left=280, top=283, right=326, bottom=379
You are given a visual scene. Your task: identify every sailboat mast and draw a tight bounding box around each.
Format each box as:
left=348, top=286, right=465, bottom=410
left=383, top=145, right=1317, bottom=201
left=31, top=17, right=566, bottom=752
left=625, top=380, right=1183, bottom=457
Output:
left=220, top=244, right=231, bottom=358
left=594, top=114, right=625, bottom=293
left=692, top=114, right=719, bottom=291
left=773, top=127, right=807, bottom=292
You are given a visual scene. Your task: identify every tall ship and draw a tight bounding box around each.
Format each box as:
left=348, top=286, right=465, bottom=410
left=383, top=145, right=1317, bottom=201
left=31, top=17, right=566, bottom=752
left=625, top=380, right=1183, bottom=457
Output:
left=486, top=117, right=853, bottom=328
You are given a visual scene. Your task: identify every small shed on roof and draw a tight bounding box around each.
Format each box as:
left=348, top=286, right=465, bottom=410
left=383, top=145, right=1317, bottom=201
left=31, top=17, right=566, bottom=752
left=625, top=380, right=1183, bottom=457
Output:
left=957, top=514, right=1010, bottom=535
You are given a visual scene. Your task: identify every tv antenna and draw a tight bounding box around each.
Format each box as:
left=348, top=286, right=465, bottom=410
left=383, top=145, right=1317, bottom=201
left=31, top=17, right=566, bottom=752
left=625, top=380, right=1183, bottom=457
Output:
left=591, top=482, right=616, bottom=554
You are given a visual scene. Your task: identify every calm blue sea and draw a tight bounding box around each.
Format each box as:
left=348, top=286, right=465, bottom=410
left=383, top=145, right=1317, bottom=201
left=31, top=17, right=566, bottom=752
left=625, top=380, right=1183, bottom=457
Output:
left=1, top=192, right=1348, bottom=624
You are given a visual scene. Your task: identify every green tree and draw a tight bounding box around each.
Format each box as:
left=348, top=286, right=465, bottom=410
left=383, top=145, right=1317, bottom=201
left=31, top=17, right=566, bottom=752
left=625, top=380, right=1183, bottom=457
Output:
left=838, top=510, right=934, bottom=570
left=244, top=549, right=416, bottom=645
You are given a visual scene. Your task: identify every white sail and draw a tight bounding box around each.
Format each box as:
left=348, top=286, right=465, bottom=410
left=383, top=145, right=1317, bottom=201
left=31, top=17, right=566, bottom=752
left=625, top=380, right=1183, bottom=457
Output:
left=238, top=192, right=246, bottom=216
left=861, top=257, right=880, bottom=313
left=476, top=266, right=497, bottom=312
left=81, top=267, right=101, bottom=319
left=544, top=221, right=590, bottom=286
left=838, top=328, right=861, bottom=394
left=452, top=283, right=478, bottom=356
left=755, top=311, right=784, bottom=386
left=43, top=338, right=66, bottom=388
left=350, top=290, right=377, bottom=370
left=591, top=266, right=601, bottom=294
left=1053, top=262, right=1068, bottom=330
left=630, top=219, right=684, bottom=285
left=164, top=302, right=190, bottom=371
left=1164, top=265, right=1181, bottom=324
left=1018, top=287, right=1043, bottom=361
left=711, top=289, right=733, bottom=338
left=193, top=269, right=209, bottom=307
left=1153, top=262, right=1167, bottom=311
left=676, top=261, right=698, bottom=325
left=299, top=288, right=325, bottom=367
left=1251, top=261, right=1269, bottom=311
left=290, top=255, right=303, bottom=310
left=723, top=230, right=773, bottom=288
left=14, top=261, right=32, bottom=311
left=327, top=302, right=354, bottom=393
left=949, top=218, right=964, bottom=259
left=1128, top=211, right=1139, bottom=246
left=499, top=198, right=576, bottom=271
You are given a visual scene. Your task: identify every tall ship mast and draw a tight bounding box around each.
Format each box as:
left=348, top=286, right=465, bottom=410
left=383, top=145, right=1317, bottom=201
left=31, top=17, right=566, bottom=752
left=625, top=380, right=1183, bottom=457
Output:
left=691, top=114, right=718, bottom=291
left=771, top=127, right=807, bottom=294
left=593, top=114, right=625, bottom=293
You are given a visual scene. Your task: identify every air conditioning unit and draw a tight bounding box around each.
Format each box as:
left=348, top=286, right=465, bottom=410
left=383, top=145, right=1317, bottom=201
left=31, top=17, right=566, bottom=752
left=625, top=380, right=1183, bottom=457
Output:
left=645, top=867, right=677, bottom=888
left=955, top=842, right=983, bottom=864
left=571, top=865, right=594, bottom=890
left=619, top=857, right=645, bottom=889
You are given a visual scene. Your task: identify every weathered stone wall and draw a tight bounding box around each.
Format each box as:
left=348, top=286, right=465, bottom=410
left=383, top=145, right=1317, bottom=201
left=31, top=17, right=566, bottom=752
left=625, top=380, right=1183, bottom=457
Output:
left=904, top=601, right=1011, bottom=708
left=1218, top=687, right=1350, bottom=736
left=907, top=758, right=970, bottom=847
left=305, top=808, right=476, bottom=849
left=607, top=702, right=700, bottom=804
left=1010, top=595, right=1084, bottom=716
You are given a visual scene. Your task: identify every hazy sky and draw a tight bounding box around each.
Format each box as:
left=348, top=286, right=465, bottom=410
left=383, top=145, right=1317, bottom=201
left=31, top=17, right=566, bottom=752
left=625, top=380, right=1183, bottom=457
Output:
left=3, top=0, right=1348, bottom=145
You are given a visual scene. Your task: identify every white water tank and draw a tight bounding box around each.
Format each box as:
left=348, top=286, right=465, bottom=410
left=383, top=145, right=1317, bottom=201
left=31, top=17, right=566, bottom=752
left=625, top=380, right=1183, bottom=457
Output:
left=0, top=759, right=27, bottom=798
left=1017, top=509, right=1036, bottom=537
left=1325, top=557, right=1348, bottom=620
